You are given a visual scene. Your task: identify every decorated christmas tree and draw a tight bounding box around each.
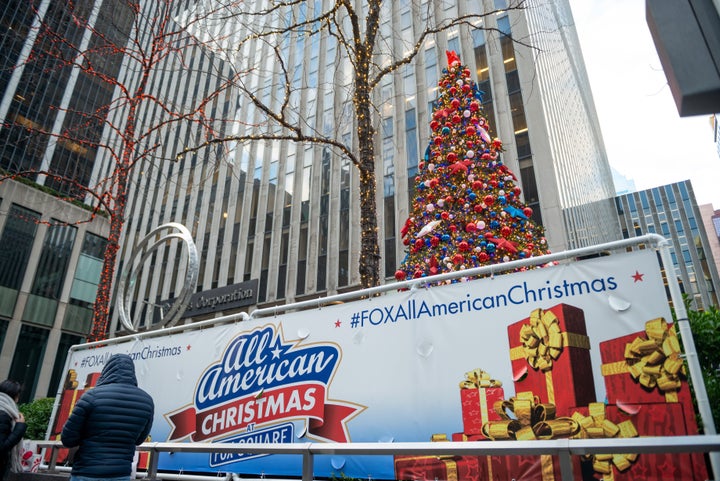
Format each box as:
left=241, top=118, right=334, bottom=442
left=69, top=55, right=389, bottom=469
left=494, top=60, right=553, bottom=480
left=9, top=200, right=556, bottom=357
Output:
left=395, top=51, right=549, bottom=282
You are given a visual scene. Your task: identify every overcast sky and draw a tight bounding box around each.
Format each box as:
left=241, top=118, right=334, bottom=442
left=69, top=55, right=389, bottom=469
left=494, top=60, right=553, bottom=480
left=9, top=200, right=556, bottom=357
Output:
left=567, top=0, right=719, bottom=208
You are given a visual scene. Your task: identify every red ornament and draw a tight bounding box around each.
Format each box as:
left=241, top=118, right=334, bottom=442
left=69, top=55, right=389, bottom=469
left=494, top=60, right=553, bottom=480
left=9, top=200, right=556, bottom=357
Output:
left=430, top=236, right=440, bottom=246
left=449, top=224, right=457, bottom=232
left=414, top=238, right=424, bottom=249
left=403, top=237, right=410, bottom=245
left=514, top=187, right=522, bottom=196
left=500, top=226, right=511, bottom=237
left=413, top=269, right=423, bottom=279
left=395, top=270, right=407, bottom=281
left=451, top=98, right=461, bottom=109
left=458, top=241, right=470, bottom=252
left=449, top=87, right=457, bottom=96
left=452, top=253, right=464, bottom=265
left=484, top=195, right=494, bottom=205
left=479, top=252, right=489, bottom=262
left=441, top=211, right=450, bottom=220
left=445, top=195, right=454, bottom=204
left=434, top=136, right=443, bottom=145
left=446, top=152, right=458, bottom=162
left=492, top=138, right=503, bottom=149
left=466, top=126, right=476, bottom=136
left=430, top=120, right=439, bottom=131
left=461, top=84, right=471, bottom=93
left=523, top=207, right=533, bottom=218
left=470, top=101, right=479, bottom=111
left=473, top=204, right=483, bottom=213
left=465, top=222, right=476, bottom=232
left=472, top=180, right=483, bottom=190
left=452, top=114, right=461, bottom=124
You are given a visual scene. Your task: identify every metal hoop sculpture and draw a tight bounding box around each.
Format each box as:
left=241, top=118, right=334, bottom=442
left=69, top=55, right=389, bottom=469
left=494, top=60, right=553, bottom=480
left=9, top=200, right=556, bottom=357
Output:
left=117, top=222, right=199, bottom=332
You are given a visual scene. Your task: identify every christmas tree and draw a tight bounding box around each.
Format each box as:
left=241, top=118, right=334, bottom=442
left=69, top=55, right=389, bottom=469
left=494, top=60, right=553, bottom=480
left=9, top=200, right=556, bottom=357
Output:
left=395, top=51, right=549, bottom=282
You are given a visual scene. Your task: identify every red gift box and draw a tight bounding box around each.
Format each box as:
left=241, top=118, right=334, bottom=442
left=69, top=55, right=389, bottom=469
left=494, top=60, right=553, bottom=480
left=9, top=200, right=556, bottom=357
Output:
left=508, top=304, right=596, bottom=415
left=459, top=369, right=504, bottom=435
left=570, top=402, right=708, bottom=481
left=600, top=318, right=692, bottom=408
left=394, top=455, right=484, bottom=481
left=485, top=454, right=583, bottom=481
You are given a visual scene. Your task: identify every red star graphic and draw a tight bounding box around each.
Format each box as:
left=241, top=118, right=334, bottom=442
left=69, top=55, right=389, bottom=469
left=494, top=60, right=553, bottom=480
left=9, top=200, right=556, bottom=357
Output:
left=632, top=270, right=644, bottom=282
left=334, top=319, right=341, bottom=328
left=186, top=344, right=192, bottom=351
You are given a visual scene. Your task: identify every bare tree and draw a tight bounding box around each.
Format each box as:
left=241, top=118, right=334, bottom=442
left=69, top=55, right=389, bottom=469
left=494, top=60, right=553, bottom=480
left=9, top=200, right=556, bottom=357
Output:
left=181, top=0, right=528, bottom=289
left=0, top=0, right=248, bottom=341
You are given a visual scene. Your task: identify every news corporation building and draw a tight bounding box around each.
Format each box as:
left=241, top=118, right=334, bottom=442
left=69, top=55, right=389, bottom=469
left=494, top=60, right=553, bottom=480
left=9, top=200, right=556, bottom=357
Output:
left=0, top=0, right=619, bottom=402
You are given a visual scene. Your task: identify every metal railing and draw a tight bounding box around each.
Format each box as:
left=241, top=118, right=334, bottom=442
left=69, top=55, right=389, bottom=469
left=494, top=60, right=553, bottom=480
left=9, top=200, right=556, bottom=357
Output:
left=35, top=436, right=720, bottom=481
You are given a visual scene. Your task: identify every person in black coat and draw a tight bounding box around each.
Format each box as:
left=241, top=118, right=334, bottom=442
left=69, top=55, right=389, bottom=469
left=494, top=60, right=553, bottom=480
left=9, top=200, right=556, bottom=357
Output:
left=62, top=353, right=154, bottom=481
left=0, top=379, right=27, bottom=479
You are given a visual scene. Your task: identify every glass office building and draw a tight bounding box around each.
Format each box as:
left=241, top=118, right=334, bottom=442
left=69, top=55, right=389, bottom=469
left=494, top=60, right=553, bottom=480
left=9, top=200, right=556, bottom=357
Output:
left=0, top=0, right=622, bottom=398
left=615, top=181, right=720, bottom=310
left=111, top=0, right=620, bottom=333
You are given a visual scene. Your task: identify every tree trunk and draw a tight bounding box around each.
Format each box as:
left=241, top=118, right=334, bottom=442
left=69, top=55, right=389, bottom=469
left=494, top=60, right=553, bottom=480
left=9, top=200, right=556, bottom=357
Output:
left=355, top=66, right=380, bottom=288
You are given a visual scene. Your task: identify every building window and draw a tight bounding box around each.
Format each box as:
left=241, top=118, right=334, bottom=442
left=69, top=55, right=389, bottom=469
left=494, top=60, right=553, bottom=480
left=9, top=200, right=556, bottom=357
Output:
left=8, top=324, right=49, bottom=403
left=31, top=221, right=77, bottom=299
left=63, top=232, right=107, bottom=334
left=0, top=204, right=41, bottom=292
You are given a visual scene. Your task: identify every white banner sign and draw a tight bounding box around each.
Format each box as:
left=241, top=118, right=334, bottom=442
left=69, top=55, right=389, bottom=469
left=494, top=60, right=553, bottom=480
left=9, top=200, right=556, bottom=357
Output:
left=51, top=250, right=691, bottom=479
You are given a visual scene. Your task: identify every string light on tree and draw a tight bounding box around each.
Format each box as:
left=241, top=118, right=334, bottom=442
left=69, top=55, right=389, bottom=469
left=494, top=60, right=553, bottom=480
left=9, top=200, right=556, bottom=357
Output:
left=396, top=51, right=550, bottom=283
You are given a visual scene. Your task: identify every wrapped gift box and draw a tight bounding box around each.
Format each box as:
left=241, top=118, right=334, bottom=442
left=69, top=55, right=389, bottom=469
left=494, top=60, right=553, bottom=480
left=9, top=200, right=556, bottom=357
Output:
left=485, top=454, right=584, bottom=481
left=599, top=318, right=692, bottom=409
left=459, top=369, right=505, bottom=435
left=508, top=304, right=596, bottom=415
left=570, top=402, right=708, bottom=481
left=394, top=454, right=484, bottom=481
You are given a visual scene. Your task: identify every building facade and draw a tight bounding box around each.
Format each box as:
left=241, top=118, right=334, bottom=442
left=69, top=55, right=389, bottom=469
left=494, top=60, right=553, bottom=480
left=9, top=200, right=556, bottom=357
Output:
left=615, top=181, right=720, bottom=310
left=1, top=0, right=621, bottom=400
left=110, top=0, right=620, bottom=331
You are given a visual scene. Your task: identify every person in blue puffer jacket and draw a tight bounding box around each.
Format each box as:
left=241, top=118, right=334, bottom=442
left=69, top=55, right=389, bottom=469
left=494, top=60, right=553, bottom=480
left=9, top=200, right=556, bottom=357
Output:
left=62, top=353, right=154, bottom=481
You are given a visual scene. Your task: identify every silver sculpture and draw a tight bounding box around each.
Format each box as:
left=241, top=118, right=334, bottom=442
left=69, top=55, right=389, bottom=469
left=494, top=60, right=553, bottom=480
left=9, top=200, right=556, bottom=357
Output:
left=117, top=222, right=199, bottom=332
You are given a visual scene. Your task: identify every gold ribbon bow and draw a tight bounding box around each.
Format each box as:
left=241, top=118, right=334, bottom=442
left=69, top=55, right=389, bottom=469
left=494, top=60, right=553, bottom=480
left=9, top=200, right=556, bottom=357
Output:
left=481, top=391, right=579, bottom=441
left=481, top=392, right=579, bottom=481
left=510, top=309, right=590, bottom=404
left=601, top=318, right=685, bottom=402
left=459, top=368, right=503, bottom=389
left=571, top=403, right=639, bottom=481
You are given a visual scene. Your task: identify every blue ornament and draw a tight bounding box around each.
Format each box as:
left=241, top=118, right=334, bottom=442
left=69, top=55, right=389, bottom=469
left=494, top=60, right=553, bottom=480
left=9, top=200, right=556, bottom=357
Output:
left=490, top=220, right=500, bottom=229
left=435, top=213, right=441, bottom=219
left=456, top=236, right=463, bottom=243
left=441, top=234, right=451, bottom=242
left=499, top=196, right=507, bottom=205
left=519, top=251, right=527, bottom=258
left=486, top=243, right=496, bottom=252
left=468, top=193, right=477, bottom=201
left=498, top=181, right=504, bottom=188
left=442, top=126, right=450, bottom=135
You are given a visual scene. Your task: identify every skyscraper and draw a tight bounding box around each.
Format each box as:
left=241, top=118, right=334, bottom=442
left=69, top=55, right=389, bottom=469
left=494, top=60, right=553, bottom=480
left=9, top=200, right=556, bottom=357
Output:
left=615, top=181, right=720, bottom=310
left=109, top=0, right=620, bottom=331
left=0, top=0, right=622, bottom=398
